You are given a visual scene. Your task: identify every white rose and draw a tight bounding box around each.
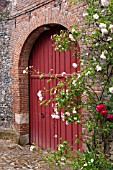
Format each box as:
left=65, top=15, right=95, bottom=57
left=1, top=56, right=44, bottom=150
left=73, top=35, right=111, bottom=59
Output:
left=61, top=72, right=66, bottom=76
left=85, top=71, right=91, bottom=76
left=30, top=145, right=35, bottom=151
left=93, top=14, right=99, bottom=20
left=72, top=28, right=76, bottom=33
left=107, top=37, right=112, bottom=41
left=54, top=135, right=58, bottom=138
left=83, top=12, right=88, bottom=17
left=101, top=0, right=109, bottom=6
left=23, top=70, right=26, bottom=74
left=37, top=90, right=42, bottom=97
left=61, top=156, right=66, bottom=161
left=54, top=115, right=60, bottom=119
left=100, top=52, right=106, bottom=59
left=109, top=87, right=113, bottom=93
left=101, top=28, right=108, bottom=36
left=65, top=120, right=69, bottom=125
left=72, top=80, right=76, bottom=86
left=99, top=23, right=106, bottom=28
left=91, top=159, right=94, bottom=163
left=109, top=24, right=113, bottom=33
left=51, top=114, right=56, bottom=119
left=74, top=117, right=77, bottom=120
left=73, top=107, right=77, bottom=114
left=65, top=112, right=70, bottom=116
left=96, top=65, right=102, bottom=71
left=72, top=63, right=78, bottom=68
left=83, top=163, right=87, bottom=167
left=69, top=34, right=75, bottom=41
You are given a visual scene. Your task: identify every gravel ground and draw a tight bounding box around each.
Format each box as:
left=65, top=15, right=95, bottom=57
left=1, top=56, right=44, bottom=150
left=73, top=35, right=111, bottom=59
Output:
left=0, top=139, right=72, bottom=170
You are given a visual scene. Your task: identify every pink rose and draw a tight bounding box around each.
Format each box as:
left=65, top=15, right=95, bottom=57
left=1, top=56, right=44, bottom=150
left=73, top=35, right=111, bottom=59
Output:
left=107, top=114, right=113, bottom=120
left=96, top=104, right=107, bottom=116
left=96, top=104, right=106, bottom=112
left=100, top=110, right=107, bottom=116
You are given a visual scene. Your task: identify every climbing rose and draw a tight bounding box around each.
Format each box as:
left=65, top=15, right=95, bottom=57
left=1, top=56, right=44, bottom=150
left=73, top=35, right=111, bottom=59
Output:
left=37, top=90, right=43, bottom=101
left=99, top=23, right=106, bottom=28
left=72, top=80, right=76, bottom=86
left=101, top=0, right=109, bottom=6
left=23, top=70, right=27, bottom=74
left=30, top=145, right=35, bottom=151
left=96, top=104, right=105, bottom=112
left=100, top=110, right=108, bottom=116
left=61, top=156, right=66, bottom=161
left=61, top=72, right=66, bottom=76
left=53, top=89, right=57, bottom=94
left=72, top=28, right=76, bottom=33
left=91, top=159, right=94, bottom=163
left=66, top=120, right=69, bottom=125
left=101, top=28, right=108, bottom=36
left=69, top=34, right=75, bottom=41
left=83, top=163, right=88, bottom=167
left=100, top=52, right=106, bottom=59
left=73, top=107, right=77, bottom=114
left=93, top=14, right=99, bottom=20
left=107, top=114, right=113, bottom=119
left=109, top=87, right=113, bottom=93
left=83, top=12, right=88, bottom=17
left=109, top=24, right=113, bottom=33
left=72, top=63, right=78, bottom=68
left=65, top=112, right=70, bottom=116
left=37, top=90, right=42, bottom=97
left=54, top=134, right=58, bottom=138
left=58, top=144, right=64, bottom=150
left=51, top=114, right=60, bottom=119
left=107, top=37, right=112, bottom=41
left=39, top=96, right=43, bottom=101
left=96, top=65, right=102, bottom=71
left=96, top=104, right=107, bottom=116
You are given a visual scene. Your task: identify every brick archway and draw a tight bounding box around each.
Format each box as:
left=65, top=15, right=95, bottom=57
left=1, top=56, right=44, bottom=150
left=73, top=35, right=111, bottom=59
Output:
left=13, top=24, right=71, bottom=144
left=9, top=1, right=85, bottom=144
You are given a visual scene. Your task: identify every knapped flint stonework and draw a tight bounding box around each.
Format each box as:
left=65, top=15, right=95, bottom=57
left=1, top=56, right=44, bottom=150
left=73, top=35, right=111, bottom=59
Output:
left=0, top=1, right=12, bottom=128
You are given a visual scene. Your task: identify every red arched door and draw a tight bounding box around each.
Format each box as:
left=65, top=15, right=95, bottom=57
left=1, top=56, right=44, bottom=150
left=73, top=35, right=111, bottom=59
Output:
left=29, top=25, right=81, bottom=150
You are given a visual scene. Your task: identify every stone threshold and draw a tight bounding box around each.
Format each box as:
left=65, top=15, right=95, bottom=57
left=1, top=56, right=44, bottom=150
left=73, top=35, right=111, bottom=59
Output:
left=0, top=128, right=19, bottom=143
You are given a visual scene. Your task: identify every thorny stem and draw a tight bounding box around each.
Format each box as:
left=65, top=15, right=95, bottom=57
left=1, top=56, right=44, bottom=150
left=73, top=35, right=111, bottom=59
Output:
left=86, top=84, right=100, bottom=101
left=100, top=63, right=113, bottom=101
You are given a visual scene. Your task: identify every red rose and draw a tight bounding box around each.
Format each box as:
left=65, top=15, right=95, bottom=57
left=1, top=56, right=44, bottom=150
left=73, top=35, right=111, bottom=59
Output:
left=100, top=110, right=107, bottom=116
left=107, top=114, right=113, bottom=119
left=96, top=104, right=106, bottom=112
left=96, top=104, right=107, bottom=116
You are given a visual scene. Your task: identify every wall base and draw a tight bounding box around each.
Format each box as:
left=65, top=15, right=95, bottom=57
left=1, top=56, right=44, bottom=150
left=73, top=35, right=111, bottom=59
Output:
left=19, top=134, right=29, bottom=145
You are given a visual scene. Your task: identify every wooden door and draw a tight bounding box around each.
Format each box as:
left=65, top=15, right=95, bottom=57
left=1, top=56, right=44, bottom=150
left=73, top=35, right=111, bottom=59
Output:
left=29, top=25, right=81, bottom=150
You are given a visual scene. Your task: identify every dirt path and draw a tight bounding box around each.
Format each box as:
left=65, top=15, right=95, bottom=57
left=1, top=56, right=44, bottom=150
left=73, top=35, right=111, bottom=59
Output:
left=0, top=139, right=62, bottom=170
